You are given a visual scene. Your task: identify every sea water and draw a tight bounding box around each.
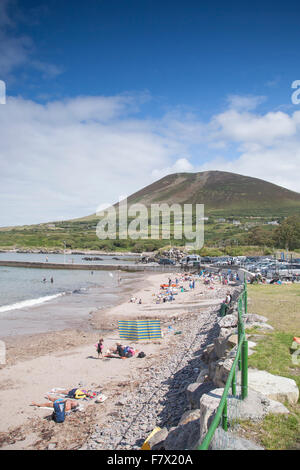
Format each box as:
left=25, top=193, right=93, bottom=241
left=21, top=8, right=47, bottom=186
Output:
left=0, top=253, right=139, bottom=337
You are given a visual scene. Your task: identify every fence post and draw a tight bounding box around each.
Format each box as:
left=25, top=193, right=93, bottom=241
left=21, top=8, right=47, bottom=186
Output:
left=222, top=399, right=228, bottom=431
left=241, top=339, right=248, bottom=399
left=232, top=368, right=236, bottom=396
left=238, top=299, right=242, bottom=370
left=244, top=275, right=248, bottom=315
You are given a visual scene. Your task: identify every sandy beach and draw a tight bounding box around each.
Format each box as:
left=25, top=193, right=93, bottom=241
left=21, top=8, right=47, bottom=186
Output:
left=0, top=270, right=234, bottom=450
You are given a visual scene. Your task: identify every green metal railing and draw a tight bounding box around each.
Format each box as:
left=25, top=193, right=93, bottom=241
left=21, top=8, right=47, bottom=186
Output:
left=198, top=280, right=248, bottom=450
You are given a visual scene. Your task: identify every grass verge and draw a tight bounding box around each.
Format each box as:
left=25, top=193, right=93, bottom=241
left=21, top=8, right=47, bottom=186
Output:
left=237, top=284, right=300, bottom=449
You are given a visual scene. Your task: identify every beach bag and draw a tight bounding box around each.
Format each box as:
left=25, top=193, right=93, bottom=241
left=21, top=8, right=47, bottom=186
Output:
left=52, top=400, right=66, bottom=423
left=138, top=352, right=146, bottom=358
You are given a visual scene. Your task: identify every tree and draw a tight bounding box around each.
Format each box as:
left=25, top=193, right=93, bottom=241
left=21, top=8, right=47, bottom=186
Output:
left=274, top=216, right=300, bottom=250
left=246, top=227, right=274, bottom=246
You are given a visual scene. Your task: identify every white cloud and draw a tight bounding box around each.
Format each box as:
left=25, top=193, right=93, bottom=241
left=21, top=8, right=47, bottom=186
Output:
left=151, top=158, right=194, bottom=180
left=0, top=95, right=184, bottom=225
left=0, top=92, right=300, bottom=227
left=213, top=109, right=297, bottom=145
left=226, top=94, right=266, bottom=111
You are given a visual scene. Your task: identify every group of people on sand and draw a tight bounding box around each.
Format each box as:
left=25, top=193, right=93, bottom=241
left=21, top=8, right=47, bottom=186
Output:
left=153, top=270, right=237, bottom=305
left=153, top=273, right=198, bottom=304
left=31, top=338, right=136, bottom=416
left=31, top=387, right=96, bottom=410
left=129, top=296, right=142, bottom=304
left=95, top=338, right=135, bottom=359
left=31, top=337, right=136, bottom=419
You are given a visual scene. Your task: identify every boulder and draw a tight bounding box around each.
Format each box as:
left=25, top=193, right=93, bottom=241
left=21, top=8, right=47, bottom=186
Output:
left=218, top=314, right=238, bottom=329
left=163, top=419, right=201, bottom=450
left=196, top=368, right=209, bottom=383
left=245, top=313, right=268, bottom=323
left=227, top=335, right=256, bottom=349
left=146, top=427, right=169, bottom=450
left=219, top=327, right=237, bottom=339
left=214, top=336, right=230, bottom=359
left=178, top=409, right=201, bottom=426
left=210, top=356, right=234, bottom=387
left=267, top=398, right=290, bottom=415
left=201, top=343, right=217, bottom=364
left=248, top=369, right=299, bottom=404
left=199, top=388, right=224, bottom=441
left=207, top=428, right=264, bottom=450
left=247, top=322, right=274, bottom=331
left=198, top=387, right=282, bottom=444
left=186, top=381, right=215, bottom=409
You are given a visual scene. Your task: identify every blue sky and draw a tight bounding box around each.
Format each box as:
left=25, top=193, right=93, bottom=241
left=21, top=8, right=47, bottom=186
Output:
left=1, top=0, right=300, bottom=225
left=6, top=1, right=299, bottom=111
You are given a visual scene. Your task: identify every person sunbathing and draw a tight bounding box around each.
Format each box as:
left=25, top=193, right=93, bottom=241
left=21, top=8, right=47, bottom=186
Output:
left=31, top=395, right=78, bottom=411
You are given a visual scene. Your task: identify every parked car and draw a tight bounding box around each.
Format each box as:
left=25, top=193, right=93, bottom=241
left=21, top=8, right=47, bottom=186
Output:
left=158, top=258, right=175, bottom=265
left=180, top=255, right=201, bottom=266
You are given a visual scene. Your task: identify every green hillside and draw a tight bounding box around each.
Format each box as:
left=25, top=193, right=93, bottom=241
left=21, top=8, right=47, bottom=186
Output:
left=125, top=171, right=300, bottom=217
left=0, top=171, right=299, bottom=253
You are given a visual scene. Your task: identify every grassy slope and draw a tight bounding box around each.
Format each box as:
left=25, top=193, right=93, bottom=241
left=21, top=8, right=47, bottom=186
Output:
left=1, top=171, right=299, bottom=251
left=239, top=284, right=300, bottom=450
left=126, top=171, right=300, bottom=216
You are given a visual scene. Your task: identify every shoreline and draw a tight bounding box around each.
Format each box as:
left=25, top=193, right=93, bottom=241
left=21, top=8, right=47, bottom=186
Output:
left=0, top=270, right=147, bottom=366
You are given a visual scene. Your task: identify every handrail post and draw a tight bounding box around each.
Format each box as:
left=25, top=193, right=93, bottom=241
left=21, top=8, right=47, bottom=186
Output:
left=232, top=368, right=236, bottom=396
left=222, top=399, right=228, bottom=431
left=241, top=339, right=248, bottom=399
left=238, top=300, right=242, bottom=370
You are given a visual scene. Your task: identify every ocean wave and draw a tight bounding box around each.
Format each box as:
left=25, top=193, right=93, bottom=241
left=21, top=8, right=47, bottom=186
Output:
left=0, top=293, right=65, bottom=313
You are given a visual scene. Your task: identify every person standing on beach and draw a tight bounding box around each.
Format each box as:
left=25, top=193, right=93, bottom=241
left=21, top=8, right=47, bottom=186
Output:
left=96, top=338, right=104, bottom=358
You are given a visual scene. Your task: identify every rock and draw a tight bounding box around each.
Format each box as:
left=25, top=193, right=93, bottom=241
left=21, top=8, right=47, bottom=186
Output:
left=218, top=314, right=238, bottom=329
left=214, top=336, right=231, bottom=359
left=163, top=419, right=201, bottom=450
left=219, top=327, right=237, bottom=339
left=186, top=381, right=215, bottom=409
left=146, top=427, right=169, bottom=449
left=201, top=343, right=216, bottom=363
left=248, top=369, right=299, bottom=404
left=245, top=313, right=268, bottom=323
left=207, top=428, right=264, bottom=450
left=196, top=368, right=209, bottom=383
left=199, top=388, right=223, bottom=441
left=211, top=357, right=234, bottom=387
left=247, top=322, right=274, bottom=331
left=117, top=398, right=127, bottom=406
left=266, top=398, right=290, bottom=415
left=178, top=409, right=201, bottom=425
left=199, top=388, right=272, bottom=442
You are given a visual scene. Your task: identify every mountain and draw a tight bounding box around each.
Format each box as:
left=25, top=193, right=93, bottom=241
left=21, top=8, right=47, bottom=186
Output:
left=1, top=170, right=299, bottom=251
left=122, top=171, right=300, bottom=217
